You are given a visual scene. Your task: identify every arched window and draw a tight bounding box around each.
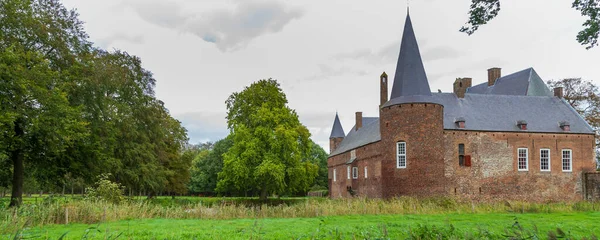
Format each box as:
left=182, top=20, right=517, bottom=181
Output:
left=397, top=142, right=406, bottom=168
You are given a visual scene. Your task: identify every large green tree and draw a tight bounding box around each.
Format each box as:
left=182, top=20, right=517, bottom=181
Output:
left=461, top=0, right=600, bottom=49
left=217, top=79, right=318, bottom=200
left=1, top=0, right=191, bottom=204
left=307, top=141, right=328, bottom=189
left=0, top=0, right=90, bottom=206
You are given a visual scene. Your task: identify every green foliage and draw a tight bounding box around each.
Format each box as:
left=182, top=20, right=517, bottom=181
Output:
left=0, top=0, right=191, bottom=205
left=217, top=79, right=318, bottom=199
left=85, top=174, right=125, bottom=204
left=308, top=140, right=328, bottom=189
left=188, top=137, right=233, bottom=194
left=461, top=0, right=600, bottom=49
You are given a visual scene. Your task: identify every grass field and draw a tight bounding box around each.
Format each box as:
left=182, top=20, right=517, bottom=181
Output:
left=10, top=212, right=600, bottom=239
left=2, top=196, right=600, bottom=239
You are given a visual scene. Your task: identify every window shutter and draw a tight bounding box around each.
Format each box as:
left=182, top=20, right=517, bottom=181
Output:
left=465, top=155, right=472, bottom=167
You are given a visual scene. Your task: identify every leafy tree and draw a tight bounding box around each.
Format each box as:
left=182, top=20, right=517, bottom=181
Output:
left=188, top=137, right=233, bottom=195
left=217, top=79, right=318, bottom=200
left=307, top=140, right=328, bottom=189
left=461, top=0, right=600, bottom=49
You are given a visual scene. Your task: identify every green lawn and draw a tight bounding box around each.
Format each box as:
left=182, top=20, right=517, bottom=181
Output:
left=14, top=212, right=600, bottom=239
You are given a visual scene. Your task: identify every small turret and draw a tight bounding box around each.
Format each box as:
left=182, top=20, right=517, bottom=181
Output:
left=329, top=113, right=345, bottom=154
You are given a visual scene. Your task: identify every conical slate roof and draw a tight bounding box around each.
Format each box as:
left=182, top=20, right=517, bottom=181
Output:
left=329, top=113, right=345, bottom=139
left=389, top=12, right=432, bottom=99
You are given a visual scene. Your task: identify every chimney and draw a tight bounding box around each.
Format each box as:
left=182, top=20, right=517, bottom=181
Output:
left=487, top=68, right=501, bottom=86
left=453, top=77, right=472, bottom=98
left=355, top=112, right=362, bottom=131
left=380, top=72, right=388, bottom=106
left=554, top=87, right=564, bottom=98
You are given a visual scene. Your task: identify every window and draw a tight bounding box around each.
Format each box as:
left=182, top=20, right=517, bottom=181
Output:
left=397, top=142, right=406, bottom=168
left=562, top=149, right=572, bottom=172
left=350, top=150, right=356, bottom=160
left=364, top=166, right=368, bottom=178
left=458, top=144, right=465, bottom=166
left=333, top=169, right=337, bottom=182
left=347, top=166, right=350, bottom=179
left=352, top=167, right=358, bottom=179
left=518, top=148, right=528, bottom=171
left=540, top=149, right=550, bottom=171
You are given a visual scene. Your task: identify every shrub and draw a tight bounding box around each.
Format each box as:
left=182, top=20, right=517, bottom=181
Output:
left=85, top=173, right=124, bottom=204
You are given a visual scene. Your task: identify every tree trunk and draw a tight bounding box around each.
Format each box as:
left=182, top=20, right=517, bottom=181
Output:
left=260, top=188, right=268, bottom=201
left=9, top=121, right=25, bottom=207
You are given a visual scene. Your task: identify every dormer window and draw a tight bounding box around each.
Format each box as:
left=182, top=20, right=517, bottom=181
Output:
left=517, top=120, right=527, bottom=130
left=455, top=117, right=466, bottom=129
left=350, top=150, right=356, bottom=160
left=560, top=121, right=570, bottom=132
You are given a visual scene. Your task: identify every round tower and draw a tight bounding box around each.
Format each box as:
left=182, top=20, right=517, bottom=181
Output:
left=378, top=11, right=446, bottom=198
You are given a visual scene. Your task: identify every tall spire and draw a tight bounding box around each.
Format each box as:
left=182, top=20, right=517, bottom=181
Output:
left=389, top=13, right=432, bottom=99
left=329, top=113, right=345, bottom=139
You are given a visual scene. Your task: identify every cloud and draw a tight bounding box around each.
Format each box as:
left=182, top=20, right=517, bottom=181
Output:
left=175, top=111, right=229, bottom=144
left=421, top=46, right=462, bottom=61
left=96, top=33, right=145, bottom=48
left=303, top=64, right=369, bottom=81
left=334, top=40, right=400, bottom=64
left=129, top=0, right=303, bottom=51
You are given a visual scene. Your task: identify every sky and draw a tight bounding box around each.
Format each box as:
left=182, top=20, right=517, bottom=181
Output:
left=60, top=0, right=600, bottom=152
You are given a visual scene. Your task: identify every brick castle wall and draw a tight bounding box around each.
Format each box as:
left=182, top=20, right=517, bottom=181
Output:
left=379, top=103, right=447, bottom=197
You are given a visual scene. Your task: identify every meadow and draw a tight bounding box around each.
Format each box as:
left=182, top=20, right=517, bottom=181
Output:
left=2, top=196, right=600, bottom=239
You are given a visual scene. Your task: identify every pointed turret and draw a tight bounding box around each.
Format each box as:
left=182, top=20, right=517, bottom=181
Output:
left=389, top=12, right=431, bottom=99
left=329, top=113, right=345, bottom=154
left=330, top=113, right=345, bottom=138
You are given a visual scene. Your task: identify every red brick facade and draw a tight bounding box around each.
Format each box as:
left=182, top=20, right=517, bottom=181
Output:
left=327, top=103, right=596, bottom=201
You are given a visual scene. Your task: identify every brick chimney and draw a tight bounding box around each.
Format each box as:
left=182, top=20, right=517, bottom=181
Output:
left=554, top=87, right=564, bottom=98
left=453, top=77, right=472, bottom=98
left=487, top=68, right=501, bottom=86
left=380, top=72, right=388, bottom=106
left=355, top=112, right=362, bottom=131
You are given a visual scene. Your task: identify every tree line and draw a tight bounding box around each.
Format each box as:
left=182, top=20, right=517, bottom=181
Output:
left=0, top=0, right=329, bottom=206
left=0, top=0, right=189, bottom=206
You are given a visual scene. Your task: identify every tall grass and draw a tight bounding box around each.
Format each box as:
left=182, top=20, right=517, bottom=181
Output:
left=1, top=196, right=599, bottom=234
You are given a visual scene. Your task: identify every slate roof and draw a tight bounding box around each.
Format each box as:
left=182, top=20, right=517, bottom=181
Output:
left=467, top=68, right=553, bottom=96
left=329, top=113, right=345, bottom=138
left=389, top=12, right=432, bottom=99
left=330, top=93, right=594, bottom=157
left=330, top=117, right=380, bottom=156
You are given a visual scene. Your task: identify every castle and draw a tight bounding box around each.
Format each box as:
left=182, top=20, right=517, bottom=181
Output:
left=327, top=12, right=597, bottom=201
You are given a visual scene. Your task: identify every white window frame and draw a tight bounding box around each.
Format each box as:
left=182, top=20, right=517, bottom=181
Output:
left=364, top=166, right=368, bottom=178
left=540, top=148, right=551, bottom=172
left=517, top=148, right=528, bottom=171
left=347, top=166, right=350, bottom=179
left=350, top=150, right=356, bottom=160
left=333, top=169, right=337, bottom=182
left=352, top=167, right=358, bottom=179
left=562, top=149, right=572, bottom=172
left=397, top=142, right=407, bottom=168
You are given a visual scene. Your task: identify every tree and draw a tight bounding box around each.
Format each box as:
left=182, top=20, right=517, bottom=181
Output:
left=461, top=0, right=600, bottom=49
left=547, top=78, right=600, bottom=168
left=307, top=140, right=328, bottom=189
left=216, top=79, right=318, bottom=200
left=1, top=0, right=91, bottom=207
left=188, top=137, right=233, bottom=195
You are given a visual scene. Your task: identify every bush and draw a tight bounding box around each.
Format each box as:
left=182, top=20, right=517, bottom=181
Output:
left=85, top=173, right=124, bottom=204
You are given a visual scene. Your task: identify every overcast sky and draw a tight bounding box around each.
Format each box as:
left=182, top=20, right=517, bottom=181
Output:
left=61, top=0, right=600, bottom=152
